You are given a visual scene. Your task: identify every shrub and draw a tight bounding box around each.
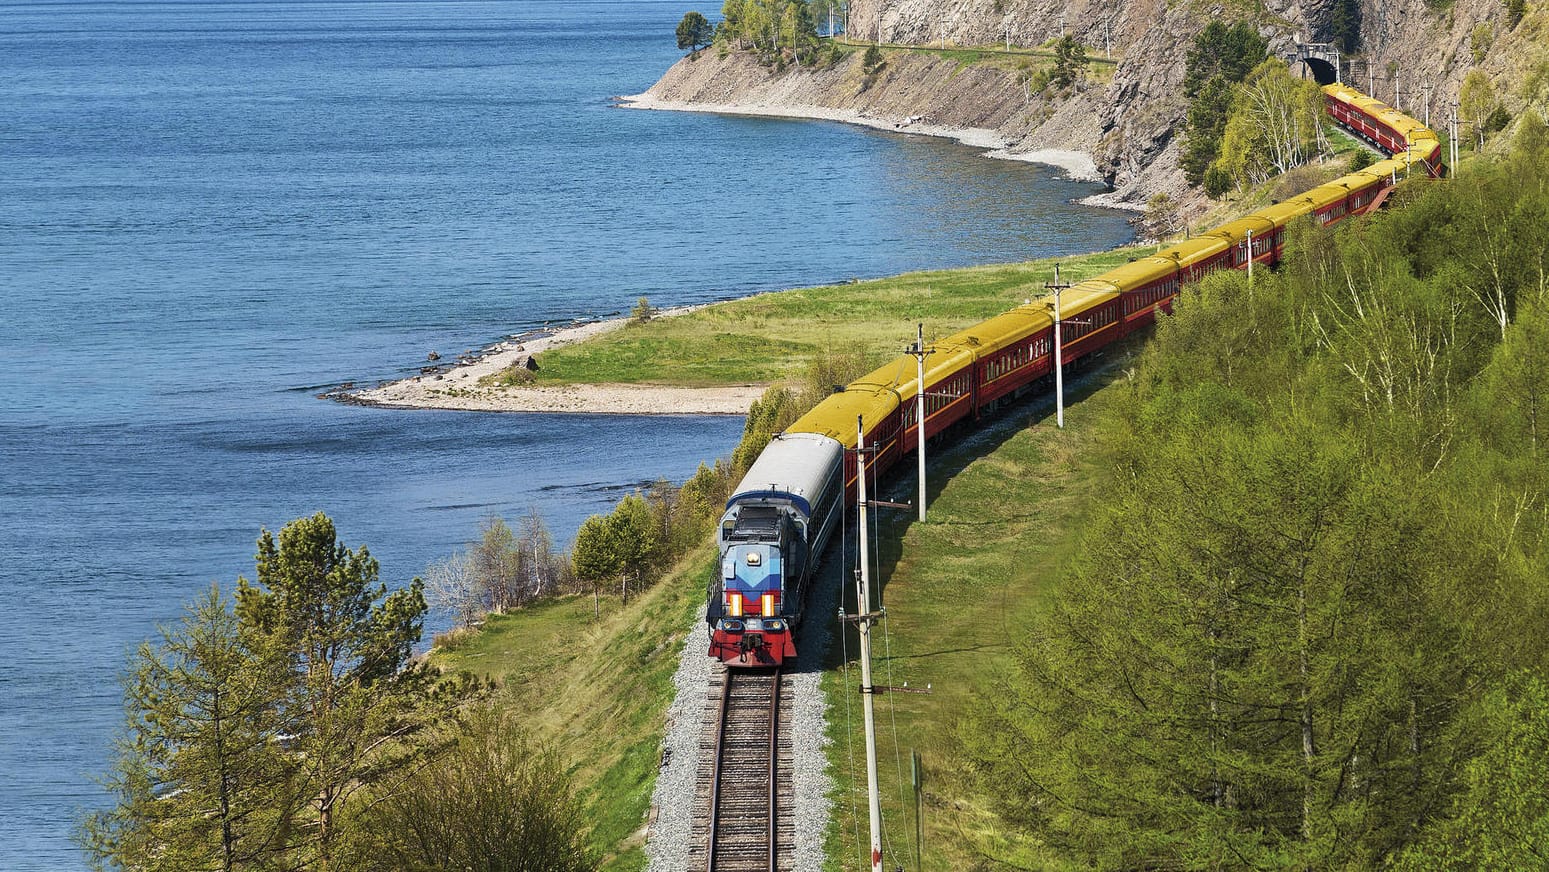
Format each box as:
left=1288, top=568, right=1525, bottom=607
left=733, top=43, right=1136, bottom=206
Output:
left=630, top=295, right=655, bottom=323
left=1472, top=24, right=1494, bottom=64
left=863, top=44, right=884, bottom=74
left=1486, top=104, right=1513, bottom=133
left=1203, top=165, right=1234, bottom=198
left=1347, top=148, right=1377, bottom=171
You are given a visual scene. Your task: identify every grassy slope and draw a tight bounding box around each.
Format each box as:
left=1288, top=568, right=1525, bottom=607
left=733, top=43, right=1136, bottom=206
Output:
left=431, top=548, right=714, bottom=872
left=440, top=246, right=1150, bottom=869
left=819, top=359, right=1131, bottom=872
left=519, top=249, right=1153, bottom=387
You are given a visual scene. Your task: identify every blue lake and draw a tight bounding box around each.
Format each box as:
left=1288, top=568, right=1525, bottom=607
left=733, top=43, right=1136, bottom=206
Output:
left=0, top=0, right=1133, bottom=865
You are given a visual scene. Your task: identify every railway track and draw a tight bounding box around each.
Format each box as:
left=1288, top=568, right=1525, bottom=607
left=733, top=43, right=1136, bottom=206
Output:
left=690, top=666, right=794, bottom=872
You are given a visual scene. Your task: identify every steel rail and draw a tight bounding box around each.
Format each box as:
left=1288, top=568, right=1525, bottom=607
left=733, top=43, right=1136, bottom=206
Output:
left=706, top=672, right=733, bottom=872
left=766, top=669, right=781, bottom=872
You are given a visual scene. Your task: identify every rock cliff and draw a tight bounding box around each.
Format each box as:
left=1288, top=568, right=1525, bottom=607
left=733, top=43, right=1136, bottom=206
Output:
left=635, top=0, right=1540, bottom=214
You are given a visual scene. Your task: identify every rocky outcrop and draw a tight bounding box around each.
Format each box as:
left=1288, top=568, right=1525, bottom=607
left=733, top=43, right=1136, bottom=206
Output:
left=636, top=0, right=1534, bottom=215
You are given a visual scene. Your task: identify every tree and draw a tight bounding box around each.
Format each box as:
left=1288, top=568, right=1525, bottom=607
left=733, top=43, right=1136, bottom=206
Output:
left=1211, top=59, right=1325, bottom=190
left=1506, top=0, right=1526, bottom=27
left=1183, top=20, right=1268, bottom=97
left=676, top=11, right=714, bottom=57
left=1479, top=301, right=1549, bottom=456
left=350, top=706, right=596, bottom=872
left=862, top=43, right=884, bottom=74
left=1182, top=75, right=1236, bottom=186
left=79, top=586, right=303, bottom=871
left=234, top=513, right=444, bottom=868
left=572, top=493, right=660, bottom=610
left=1460, top=69, right=1498, bottom=150
left=471, top=515, right=522, bottom=612
left=516, top=507, right=562, bottom=600
left=1395, top=674, right=1549, bottom=870
left=1330, top=0, right=1362, bottom=52
left=423, top=549, right=481, bottom=629
left=1051, top=35, right=1088, bottom=87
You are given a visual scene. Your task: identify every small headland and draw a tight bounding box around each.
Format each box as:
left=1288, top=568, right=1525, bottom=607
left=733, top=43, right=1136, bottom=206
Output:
left=337, top=247, right=1155, bottom=416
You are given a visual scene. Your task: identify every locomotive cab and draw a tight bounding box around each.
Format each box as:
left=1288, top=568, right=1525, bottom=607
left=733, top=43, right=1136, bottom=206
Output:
left=708, top=502, right=805, bottom=666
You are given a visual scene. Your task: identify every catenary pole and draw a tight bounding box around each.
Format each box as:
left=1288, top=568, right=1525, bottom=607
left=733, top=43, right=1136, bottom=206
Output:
left=854, top=416, right=884, bottom=872
left=1046, top=264, right=1070, bottom=429
left=912, top=324, right=927, bottom=522
left=1246, top=228, right=1254, bottom=284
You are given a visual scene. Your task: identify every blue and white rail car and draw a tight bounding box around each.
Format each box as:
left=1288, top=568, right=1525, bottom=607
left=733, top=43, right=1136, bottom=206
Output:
left=708, top=432, right=844, bottom=667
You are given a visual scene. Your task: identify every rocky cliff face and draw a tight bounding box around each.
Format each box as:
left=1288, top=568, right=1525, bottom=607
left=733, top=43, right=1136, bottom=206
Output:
left=639, top=0, right=1537, bottom=213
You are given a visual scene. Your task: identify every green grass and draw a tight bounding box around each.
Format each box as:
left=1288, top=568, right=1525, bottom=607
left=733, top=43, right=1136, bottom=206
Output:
left=817, top=357, right=1135, bottom=871
left=432, top=548, right=715, bottom=871
left=521, top=248, right=1154, bottom=388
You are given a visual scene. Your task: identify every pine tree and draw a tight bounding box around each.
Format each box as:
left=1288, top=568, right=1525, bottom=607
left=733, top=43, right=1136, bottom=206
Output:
left=234, top=513, right=442, bottom=868
left=78, top=586, right=303, bottom=871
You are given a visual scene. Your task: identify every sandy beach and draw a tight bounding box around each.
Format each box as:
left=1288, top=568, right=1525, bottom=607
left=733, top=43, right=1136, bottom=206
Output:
left=344, top=306, right=767, bottom=415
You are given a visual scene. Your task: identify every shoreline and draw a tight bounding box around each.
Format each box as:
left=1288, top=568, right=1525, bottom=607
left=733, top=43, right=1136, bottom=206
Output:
left=337, top=305, right=767, bottom=416
left=617, top=93, right=1105, bottom=183
left=339, top=96, right=1133, bottom=418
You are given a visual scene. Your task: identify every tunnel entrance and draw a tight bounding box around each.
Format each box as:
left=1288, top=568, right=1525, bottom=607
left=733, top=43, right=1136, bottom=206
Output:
left=1290, top=43, right=1341, bottom=86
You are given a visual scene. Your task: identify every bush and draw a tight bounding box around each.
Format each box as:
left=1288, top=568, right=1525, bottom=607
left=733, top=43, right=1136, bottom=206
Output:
left=1472, top=24, right=1494, bottom=64
left=1348, top=148, right=1377, bottom=171
left=863, top=44, right=884, bottom=74
left=630, top=295, right=655, bottom=323
left=1486, top=104, right=1512, bottom=133
left=1203, top=165, right=1234, bottom=198
left=349, top=707, right=595, bottom=872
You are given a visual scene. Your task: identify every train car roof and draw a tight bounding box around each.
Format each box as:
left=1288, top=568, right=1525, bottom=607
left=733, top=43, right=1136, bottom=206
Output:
left=1254, top=196, right=1317, bottom=228
left=1158, top=235, right=1232, bottom=268
left=1204, top=213, right=1277, bottom=242
left=936, top=306, right=1051, bottom=359
left=1093, top=256, right=1179, bottom=292
left=786, top=380, right=902, bottom=448
left=728, top=431, right=843, bottom=515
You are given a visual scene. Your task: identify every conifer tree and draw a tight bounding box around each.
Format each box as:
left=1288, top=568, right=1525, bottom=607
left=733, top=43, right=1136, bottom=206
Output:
left=234, top=512, right=442, bottom=868
left=79, top=586, right=304, bottom=871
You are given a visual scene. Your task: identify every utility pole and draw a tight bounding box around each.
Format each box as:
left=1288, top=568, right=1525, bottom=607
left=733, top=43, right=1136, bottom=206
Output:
left=1422, top=82, right=1432, bottom=128
left=907, top=324, right=928, bottom=523
left=1368, top=62, right=1374, bottom=96
left=1451, top=100, right=1460, bottom=174
left=1046, top=265, right=1071, bottom=429
left=1245, top=228, right=1254, bottom=285
left=853, top=417, right=884, bottom=872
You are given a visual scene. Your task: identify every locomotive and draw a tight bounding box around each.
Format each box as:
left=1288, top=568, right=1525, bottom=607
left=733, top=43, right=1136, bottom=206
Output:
left=707, top=81, right=1440, bottom=668
left=707, top=433, right=844, bottom=666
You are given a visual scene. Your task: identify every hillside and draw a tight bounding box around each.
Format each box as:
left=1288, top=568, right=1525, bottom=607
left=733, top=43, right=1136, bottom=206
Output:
left=638, top=0, right=1548, bottom=215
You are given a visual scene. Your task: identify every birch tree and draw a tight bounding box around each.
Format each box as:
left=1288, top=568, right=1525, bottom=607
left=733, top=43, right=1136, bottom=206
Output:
left=1214, top=60, right=1325, bottom=189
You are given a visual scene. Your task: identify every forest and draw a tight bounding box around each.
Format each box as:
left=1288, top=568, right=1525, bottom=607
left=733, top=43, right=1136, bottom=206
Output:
left=962, top=117, right=1549, bottom=868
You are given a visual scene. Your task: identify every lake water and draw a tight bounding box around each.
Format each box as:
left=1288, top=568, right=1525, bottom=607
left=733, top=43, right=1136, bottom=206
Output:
left=0, top=0, right=1133, bottom=865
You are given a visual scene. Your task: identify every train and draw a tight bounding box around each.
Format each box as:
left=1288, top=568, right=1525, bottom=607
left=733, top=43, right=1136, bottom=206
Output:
left=707, top=80, right=1442, bottom=668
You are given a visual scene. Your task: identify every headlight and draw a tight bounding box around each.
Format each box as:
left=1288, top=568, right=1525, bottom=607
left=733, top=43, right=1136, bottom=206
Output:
left=719, top=619, right=744, bottom=632
left=764, top=619, right=784, bottom=631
